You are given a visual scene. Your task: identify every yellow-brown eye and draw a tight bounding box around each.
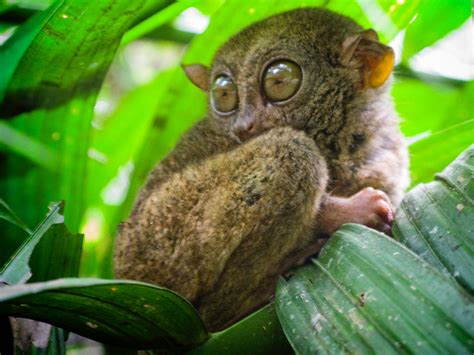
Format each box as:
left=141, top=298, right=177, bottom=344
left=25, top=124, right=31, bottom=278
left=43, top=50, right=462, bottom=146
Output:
left=263, top=60, right=302, bottom=102
left=211, top=75, right=238, bottom=113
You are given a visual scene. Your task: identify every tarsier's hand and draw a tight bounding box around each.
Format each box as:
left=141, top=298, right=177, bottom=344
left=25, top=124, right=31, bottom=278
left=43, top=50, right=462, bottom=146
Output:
left=320, top=187, right=395, bottom=236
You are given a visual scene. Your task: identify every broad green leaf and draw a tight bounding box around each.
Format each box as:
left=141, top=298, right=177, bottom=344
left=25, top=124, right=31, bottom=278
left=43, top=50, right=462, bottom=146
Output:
left=0, top=0, right=61, bottom=101
left=0, top=278, right=209, bottom=350
left=0, top=0, right=153, bottom=265
left=393, top=77, right=460, bottom=137
left=28, top=218, right=83, bottom=283
left=0, top=202, right=63, bottom=285
left=393, top=78, right=474, bottom=185
left=393, top=145, right=474, bottom=293
left=128, top=0, right=174, bottom=27
left=276, top=224, right=474, bottom=354
left=402, top=0, right=471, bottom=62
left=0, top=201, right=83, bottom=285
left=0, top=201, right=82, bottom=353
left=191, top=304, right=292, bottom=355
left=0, top=198, right=30, bottom=233
left=409, top=120, right=474, bottom=184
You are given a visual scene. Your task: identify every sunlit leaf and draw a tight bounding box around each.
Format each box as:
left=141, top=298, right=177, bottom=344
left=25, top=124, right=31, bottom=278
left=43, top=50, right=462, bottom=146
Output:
left=276, top=224, right=474, bottom=354
left=394, top=145, right=474, bottom=293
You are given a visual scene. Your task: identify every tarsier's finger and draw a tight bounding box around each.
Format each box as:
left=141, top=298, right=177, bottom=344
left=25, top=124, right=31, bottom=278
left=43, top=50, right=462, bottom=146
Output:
left=375, top=189, right=394, bottom=210
left=375, top=199, right=394, bottom=224
left=367, top=212, right=392, bottom=236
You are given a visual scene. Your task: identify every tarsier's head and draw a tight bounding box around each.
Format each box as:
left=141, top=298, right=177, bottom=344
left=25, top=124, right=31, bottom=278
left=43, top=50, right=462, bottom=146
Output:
left=183, top=8, right=395, bottom=153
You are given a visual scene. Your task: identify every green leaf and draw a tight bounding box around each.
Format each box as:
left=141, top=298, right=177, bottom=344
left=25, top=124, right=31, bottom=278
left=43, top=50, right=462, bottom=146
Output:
left=0, top=0, right=62, bottom=102
left=0, top=198, right=31, bottom=233
left=275, top=224, right=474, bottom=354
left=393, top=145, right=474, bottom=293
left=0, top=0, right=152, bottom=261
left=393, top=78, right=474, bottom=185
left=402, top=0, right=471, bottom=62
left=0, top=201, right=82, bottom=285
left=408, top=120, right=474, bottom=185
left=191, top=304, right=292, bottom=354
left=0, top=278, right=209, bottom=350
left=0, top=201, right=82, bottom=353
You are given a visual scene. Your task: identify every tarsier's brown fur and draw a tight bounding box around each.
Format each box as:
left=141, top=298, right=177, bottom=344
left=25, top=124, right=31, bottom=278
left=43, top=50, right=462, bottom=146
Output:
left=114, top=8, right=409, bottom=331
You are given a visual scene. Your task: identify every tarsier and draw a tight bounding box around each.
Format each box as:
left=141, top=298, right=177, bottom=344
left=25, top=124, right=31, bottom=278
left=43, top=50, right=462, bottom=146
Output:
left=114, top=8, right=409, bottom=331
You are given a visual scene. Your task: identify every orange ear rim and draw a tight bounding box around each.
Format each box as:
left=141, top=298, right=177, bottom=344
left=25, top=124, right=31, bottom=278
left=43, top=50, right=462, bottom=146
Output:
left=341, top=29, right=395, bottom=89
left=181, top=63, right=210, bottom=91
left=366, top=46, right=394, bottom=88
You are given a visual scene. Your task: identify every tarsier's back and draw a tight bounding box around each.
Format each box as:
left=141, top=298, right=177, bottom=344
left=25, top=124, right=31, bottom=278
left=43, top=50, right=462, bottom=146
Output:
left=114, top=8, right=409, bottom=331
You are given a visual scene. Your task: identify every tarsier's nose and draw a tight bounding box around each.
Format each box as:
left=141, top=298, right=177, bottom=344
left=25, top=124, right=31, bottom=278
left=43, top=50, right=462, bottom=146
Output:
left=233, top=117, right=260, bottom=142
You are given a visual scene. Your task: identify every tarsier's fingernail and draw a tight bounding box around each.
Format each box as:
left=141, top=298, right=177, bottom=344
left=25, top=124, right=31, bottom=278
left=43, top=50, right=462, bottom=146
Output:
left=380, top=208, right=394, bottom=224
left=387, top=209, right=394, bottom=223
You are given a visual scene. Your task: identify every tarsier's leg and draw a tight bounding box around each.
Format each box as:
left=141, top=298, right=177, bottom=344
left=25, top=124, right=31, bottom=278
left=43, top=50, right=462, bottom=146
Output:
left=319, top=187, right=394, bottom=236
left=279, top=187, right=395, bottom=272
left=115, top=127, right=329, bottom=331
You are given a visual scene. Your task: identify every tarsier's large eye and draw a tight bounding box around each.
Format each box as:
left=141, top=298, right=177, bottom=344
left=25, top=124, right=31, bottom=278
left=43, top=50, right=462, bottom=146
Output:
left=211, top=75, right=238, bottom=113
left=263, top=60, right=302, bottom=102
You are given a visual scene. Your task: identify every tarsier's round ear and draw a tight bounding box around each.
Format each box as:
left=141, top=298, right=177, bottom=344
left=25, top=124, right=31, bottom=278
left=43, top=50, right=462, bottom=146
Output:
left=340, top=29, right=394, bottom=89
left=181, top=63, right=210, bottom=91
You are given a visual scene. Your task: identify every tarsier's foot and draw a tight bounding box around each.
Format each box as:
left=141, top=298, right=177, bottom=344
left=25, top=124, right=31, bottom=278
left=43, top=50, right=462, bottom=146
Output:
left=281, top=187, right=394, bottom=273
left=320, top=187, right=394, bottom=236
